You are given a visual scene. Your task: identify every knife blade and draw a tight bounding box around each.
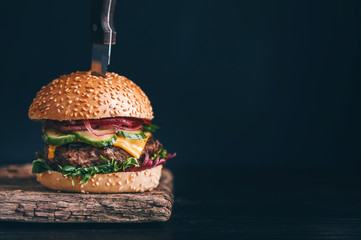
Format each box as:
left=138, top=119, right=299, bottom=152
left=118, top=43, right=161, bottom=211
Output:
left=91, top=43, right=110, bottom=77
left=90, top=0, right=117, bottom=77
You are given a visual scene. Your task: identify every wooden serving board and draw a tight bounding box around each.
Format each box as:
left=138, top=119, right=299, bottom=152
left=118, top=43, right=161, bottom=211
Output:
left=0, top=164, right=173, bottom=223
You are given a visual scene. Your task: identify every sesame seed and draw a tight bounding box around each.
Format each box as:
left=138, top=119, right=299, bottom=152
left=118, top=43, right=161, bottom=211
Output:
left=96, top=182, right=99, bottom=186
left=106, top=182, right=110, bottom=186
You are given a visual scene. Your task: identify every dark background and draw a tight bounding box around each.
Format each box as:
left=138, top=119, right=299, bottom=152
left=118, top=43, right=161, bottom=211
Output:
left=1, top=1, right=361, bottom=239
left=1, top=0, right=360, bottom=168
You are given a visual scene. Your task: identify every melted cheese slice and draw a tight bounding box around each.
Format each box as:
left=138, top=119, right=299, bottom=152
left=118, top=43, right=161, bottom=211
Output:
left=47, top=133, right=151, bottom=160
left=113, top=132, right=151, bottom=158
left=48, top=145, right=58, bottom=159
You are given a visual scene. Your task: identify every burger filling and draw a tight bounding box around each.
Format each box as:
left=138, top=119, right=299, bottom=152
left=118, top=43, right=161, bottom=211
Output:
left=32, top=117, right=175, bottom=185
left=44, top=136, right=162, bottom=169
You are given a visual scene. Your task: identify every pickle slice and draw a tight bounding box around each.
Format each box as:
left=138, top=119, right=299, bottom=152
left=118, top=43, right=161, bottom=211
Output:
left=42, top=128, right=76, bottom=146
left=73, top=130, right=117, bottom=147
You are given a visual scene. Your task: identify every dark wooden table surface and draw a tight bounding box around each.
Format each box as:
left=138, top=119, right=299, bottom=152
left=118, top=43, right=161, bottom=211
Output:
left=1, top=164, right=361, bottom=239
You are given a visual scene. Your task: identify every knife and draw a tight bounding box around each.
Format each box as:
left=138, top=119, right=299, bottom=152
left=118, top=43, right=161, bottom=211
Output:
left=90, top=0, right=117, bottom=77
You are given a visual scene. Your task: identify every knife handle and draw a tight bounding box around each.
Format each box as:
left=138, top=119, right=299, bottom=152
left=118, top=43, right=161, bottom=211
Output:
left=90, top=0, right=116, bottom=44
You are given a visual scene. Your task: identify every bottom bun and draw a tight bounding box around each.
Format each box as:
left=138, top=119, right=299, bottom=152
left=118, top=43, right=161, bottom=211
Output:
left=36, top=165, right=162, bottom=193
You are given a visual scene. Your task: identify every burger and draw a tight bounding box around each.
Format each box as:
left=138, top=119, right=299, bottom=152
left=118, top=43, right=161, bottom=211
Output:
left=29, top=71, right=175, bottom=193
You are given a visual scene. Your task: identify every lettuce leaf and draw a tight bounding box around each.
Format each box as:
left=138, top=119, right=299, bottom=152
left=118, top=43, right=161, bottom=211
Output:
left=32, top=159, right=52, bottom=173
left=142, top=123, right=159, bottom=133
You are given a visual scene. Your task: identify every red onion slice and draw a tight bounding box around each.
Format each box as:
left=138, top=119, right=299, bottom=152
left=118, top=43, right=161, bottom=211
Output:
left=83, top=120, right=117, bottom=137
left=98, top=124, right=143, bottom=132
left=46, top=117, right=146, bottom=132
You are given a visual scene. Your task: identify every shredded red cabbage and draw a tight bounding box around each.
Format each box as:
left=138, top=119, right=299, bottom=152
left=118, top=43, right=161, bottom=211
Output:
left=125, top=153, right=176, bottom=172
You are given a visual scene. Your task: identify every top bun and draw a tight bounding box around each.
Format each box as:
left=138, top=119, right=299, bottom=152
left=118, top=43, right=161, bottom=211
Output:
left=28, top=71, right=153, bottom=121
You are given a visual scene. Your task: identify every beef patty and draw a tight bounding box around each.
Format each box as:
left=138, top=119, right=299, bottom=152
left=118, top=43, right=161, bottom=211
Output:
left=44, top=136, right=162, bottom=169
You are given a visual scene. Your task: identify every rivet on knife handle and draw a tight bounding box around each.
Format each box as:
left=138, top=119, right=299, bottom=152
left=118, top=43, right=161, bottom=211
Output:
left=90, top=0, right=117, bottom=77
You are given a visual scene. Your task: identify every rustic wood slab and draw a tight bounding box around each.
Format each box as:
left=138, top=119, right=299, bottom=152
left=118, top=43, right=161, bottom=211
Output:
left=0, top=164, right=173, bottom=223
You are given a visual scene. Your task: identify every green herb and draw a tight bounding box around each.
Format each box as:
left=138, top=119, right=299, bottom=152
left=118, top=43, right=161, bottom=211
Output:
left=31, top=156, right=140, bottom=186
left=142, top=123, right=159, bottom=133
left=32, top=159, right=52, bottom=173
left=120, top=157, right=140, bottom=170
left=151, top=146, right=168, bottom=160
left=60, top=156, right=140, bottom=185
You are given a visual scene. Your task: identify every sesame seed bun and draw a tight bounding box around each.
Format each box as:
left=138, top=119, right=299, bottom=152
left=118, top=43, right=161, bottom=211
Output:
left=28, top=71, right=153, bottom=121
left=36, top=165, right=162, bottom=193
